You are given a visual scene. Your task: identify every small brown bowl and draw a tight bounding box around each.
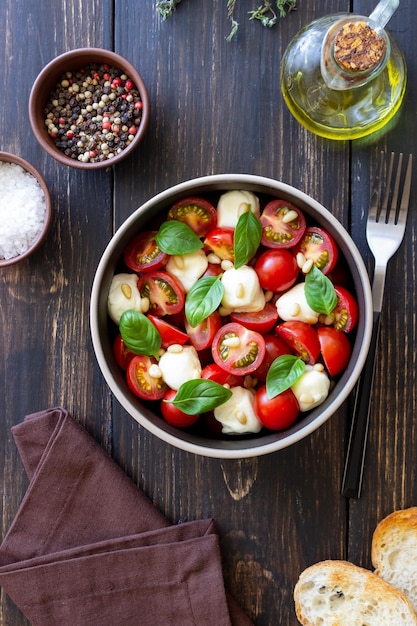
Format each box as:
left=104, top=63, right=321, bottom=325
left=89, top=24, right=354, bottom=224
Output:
left=0, top=152, right=52, bottom=267
left=29, top=48, right=150, bottom=170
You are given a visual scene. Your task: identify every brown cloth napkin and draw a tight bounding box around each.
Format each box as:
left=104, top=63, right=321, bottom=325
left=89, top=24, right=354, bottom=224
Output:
left=0, top=408, right=253, bottom=626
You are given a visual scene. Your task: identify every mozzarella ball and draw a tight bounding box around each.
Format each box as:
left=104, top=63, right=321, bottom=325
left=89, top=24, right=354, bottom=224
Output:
left=216, top=190, right=260, bottom=228
left=276, top=282, right=319, bottom=324
left=221, top=265, right=266, bottom=313
left=107, top=273, right=146, bottom=325
left=291, top=365, right=330, bottom=412
left=158, top=345, right=202, bottom=390
left=214, top=386, right=262, bottom=434
left=166, top=249, right=208, bottom=292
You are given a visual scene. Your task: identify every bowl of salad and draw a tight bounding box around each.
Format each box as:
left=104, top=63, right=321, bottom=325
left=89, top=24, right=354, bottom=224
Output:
left=90, top=174, right=373, bottom=458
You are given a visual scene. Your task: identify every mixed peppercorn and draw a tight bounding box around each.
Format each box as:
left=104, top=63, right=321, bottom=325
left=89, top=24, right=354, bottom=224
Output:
left=43, top=63, right=143, bottom=163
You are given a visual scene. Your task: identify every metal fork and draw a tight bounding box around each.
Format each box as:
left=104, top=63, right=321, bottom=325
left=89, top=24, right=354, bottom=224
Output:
left=341, top=151, right=413, bottom=499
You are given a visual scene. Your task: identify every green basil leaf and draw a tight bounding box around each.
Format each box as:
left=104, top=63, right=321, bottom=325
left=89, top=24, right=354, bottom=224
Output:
left=119, top=309, right=161, bottom=358
left=170, top=379, right=233, bottom=415
left=234, top=209, right=262, bottom=269
left=266, top=354, right=305, bottom=399
left=185, top=275, right=224, bottom=327
left=304, top=264, right=338, bottom=315
left=155, top=220, right=203, bottom=255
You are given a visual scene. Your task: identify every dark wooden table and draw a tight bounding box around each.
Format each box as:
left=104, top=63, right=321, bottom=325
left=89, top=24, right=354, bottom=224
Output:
left=1, top=1, right=416, bottom=624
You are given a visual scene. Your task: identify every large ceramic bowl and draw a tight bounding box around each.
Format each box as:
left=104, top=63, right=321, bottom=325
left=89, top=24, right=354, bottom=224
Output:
left=90, top=174, right=373, bottom=458
left=29, top=48, right=149, bottom=169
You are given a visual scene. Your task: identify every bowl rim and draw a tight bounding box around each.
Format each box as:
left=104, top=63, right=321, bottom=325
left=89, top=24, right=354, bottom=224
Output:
left=0, top=151, right=52, bottom=267
left=28, top=47, right=150, bottom=170
left=90, top=173, right=373, bottom=458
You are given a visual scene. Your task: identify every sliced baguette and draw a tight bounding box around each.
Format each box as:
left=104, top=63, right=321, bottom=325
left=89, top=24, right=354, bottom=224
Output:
left=372, top=507, right=417, bottom=614
left=294, top=559, right=417, bottom=625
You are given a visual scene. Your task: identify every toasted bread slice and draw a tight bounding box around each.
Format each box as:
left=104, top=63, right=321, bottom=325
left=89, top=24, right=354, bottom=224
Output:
left=372, top=507, right=417, bottom=614
left=294, top=559, right=417, bottom=625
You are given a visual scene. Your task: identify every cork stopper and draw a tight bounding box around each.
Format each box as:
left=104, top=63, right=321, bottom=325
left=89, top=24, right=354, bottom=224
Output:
left=334, top=21, right=386, bottom=72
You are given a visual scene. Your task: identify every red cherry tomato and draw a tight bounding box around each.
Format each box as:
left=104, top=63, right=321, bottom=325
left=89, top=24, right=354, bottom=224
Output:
left=160, top=389, right=200, bottom=428
left=147, top=314, right=189, bottom=349
left=113, top=334, right=135, bottom=370
left=254, top=249, right=299, bottom=292
left=127, top=355, right=168, bottom=400
left=332, top=286, right=358, bottom=333
left=317, top=327, right=352, bottom=376
left=230, top=303, right=278, bottom=334
left=293, top=226, right=338, bottom=275
left=204, top=227, right=234, bottom=261
left=137, top=271, right=185, bottom=317
left=201, top=363, right=243, bottom=387
left=212, top=322, right=266, bottom=376
left=276, top=320, right=320, bottom=364
left=167, top=196, right=217, bottom=237
left=254, top=385, right=299, bottom=430
left=260, top=199, right=306, bottom=249
left=185, top=310, right=223, bottom=351
left=252, top=334, right=292, bottom=381
left=124, top=231, right=168, bottom=273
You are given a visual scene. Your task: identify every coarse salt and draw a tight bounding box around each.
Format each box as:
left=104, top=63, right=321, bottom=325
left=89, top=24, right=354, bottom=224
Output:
left=0, top=162, right=47, bottom=260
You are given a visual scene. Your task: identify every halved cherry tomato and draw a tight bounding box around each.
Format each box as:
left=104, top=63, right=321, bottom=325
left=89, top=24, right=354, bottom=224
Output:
left=260, top=199, right=306, bottom=249
left=252, top=334, right=292, bottom=381
left=147, top=314, right=189, bottom=349
left=167, top=196, right=217, bottom=237
left=230, top=302, right=278, bottom=334
left=254, top=248, right=299, bottom=292
left=127, top=355, right=168, bottom=400
left=212, top=322, right=266, bottom=375
left=113, top=334, right=135, bottom=370
left=204, top=227, right=234, bottom=261
left=124, top=231, right=168, bottom=273
left=293, top=226, right=338, bottom=275
left=160, top=388, right=200, bottom=428
left=331, top=286, right=358, bottom=333
left=185, top=310, right=222, bottom=351
left=254, top=385, right=299, bottom=430
left=201, top=363, right=243, bottom=387
left=317, top=327, right=351, bottom=376
left=276, top=320, right=320, bottom=364
left=137, top=271, right=185, bottom=317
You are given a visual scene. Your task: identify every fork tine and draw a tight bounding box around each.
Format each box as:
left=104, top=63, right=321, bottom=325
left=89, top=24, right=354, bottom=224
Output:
left=397, top=154, right=413, bottom=225
left=381, top=151, right=395, bottom=223
left=369, top=151, right=385, bottom=221
left=389, top=152, right=403, bottom=222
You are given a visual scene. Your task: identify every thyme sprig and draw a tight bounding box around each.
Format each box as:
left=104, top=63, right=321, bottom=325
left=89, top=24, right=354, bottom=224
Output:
left=156, top=0, right=181, bottom=20
left=155, top=0, right=296, bottom=38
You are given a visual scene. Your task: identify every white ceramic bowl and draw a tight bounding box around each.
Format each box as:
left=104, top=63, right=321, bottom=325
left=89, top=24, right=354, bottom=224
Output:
left=90, top=174, right=373, bottom=458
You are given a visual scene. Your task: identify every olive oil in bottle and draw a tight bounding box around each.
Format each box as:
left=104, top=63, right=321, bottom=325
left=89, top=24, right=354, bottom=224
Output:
left=280, top=10, right=406, bottom=140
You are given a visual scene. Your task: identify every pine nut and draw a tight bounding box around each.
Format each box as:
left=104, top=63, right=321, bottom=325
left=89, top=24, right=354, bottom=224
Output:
left=149, top=364, right=163, bottom=379
left=302, top=258, right=314, bottom=274
left=167, top=344, right=184, bottom=353
left=235, top=283, right=245, bottom=298
left=223, top=336, right=240, bottom=348
left=291, top=303, right=301, bottom=317
left=121, top=283, right=132, bottom=299
left=283, top=209, right=299, bottom=224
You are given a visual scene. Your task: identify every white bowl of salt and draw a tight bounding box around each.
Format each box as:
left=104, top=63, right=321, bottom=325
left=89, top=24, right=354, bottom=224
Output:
left=0, top=151, right=52, bottom=267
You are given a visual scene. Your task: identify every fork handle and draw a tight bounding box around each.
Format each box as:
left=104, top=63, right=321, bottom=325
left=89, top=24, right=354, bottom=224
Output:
left=341, top=311, right=381, bottom=498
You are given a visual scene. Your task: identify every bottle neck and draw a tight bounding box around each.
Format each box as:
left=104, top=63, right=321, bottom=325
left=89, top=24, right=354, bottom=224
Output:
left=320, top=16, right=390, bottom=90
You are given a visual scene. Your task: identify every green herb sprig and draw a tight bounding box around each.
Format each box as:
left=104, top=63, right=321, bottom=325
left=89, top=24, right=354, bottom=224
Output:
left=156, top=0, right=297, bottom=39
